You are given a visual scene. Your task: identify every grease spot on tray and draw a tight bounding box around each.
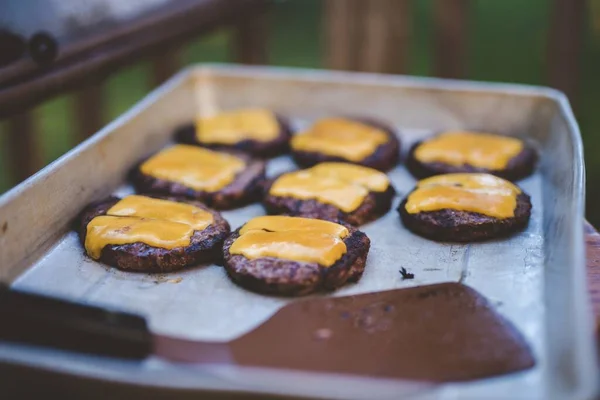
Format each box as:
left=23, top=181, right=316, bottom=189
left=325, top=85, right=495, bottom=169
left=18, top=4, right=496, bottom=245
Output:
left=151, top=275, right=183, bottom=284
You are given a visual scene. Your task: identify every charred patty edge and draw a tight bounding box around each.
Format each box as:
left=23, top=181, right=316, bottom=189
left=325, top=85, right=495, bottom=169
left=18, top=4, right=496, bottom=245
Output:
left=291, top=117, right=401, bottom=172
left=174, top=115, right=292, bottom=158
left=222, top=224, right=370, bottom=296
left=77, top=195, right=231, bottom=272
left=398, top=192, right=532, bottom=242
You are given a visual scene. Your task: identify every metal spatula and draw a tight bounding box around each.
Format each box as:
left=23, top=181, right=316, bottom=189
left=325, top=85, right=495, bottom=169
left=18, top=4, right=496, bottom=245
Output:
left=0, top=281, right=534, bottom=384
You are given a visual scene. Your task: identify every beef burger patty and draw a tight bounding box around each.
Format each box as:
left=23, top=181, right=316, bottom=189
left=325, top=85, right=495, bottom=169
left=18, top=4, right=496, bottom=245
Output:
left=175, top=108, right=292, bottom=158
left=263, top=162, right=395, bottom=226
left=398, top=173, right=531, bottom=242
left=78, top=194, right=230, bottom=272
left=223, top=216, right=370, bottom=296
left=291, top=117, right=400, bottom=172
left=130, top=144, right=266, bottom=210
left=407, top=131, right=537, bottom=181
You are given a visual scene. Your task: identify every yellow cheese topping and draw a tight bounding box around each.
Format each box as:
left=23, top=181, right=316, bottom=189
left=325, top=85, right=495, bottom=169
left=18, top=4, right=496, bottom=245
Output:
left=291, top=118, right=389, bottom=161
left=309, top=162, right=390, bottom=192
left=414, top=131, right=524, bottom=170
left=269, top=162, right=389, bottom=212
left=230, top=216, right=348, bottom=267
left=85, top=195, right=214, bottom=259
left=240, top=215, right=349, bottom=238
left=140, top=145, right=245, bottom=192
left=85, top=216, right=195, bottom=260
left=405, top=173, right=521, bottom=219
left=196, top=109, right=279, bottom=145
left=107, top=195, right=214, bottom=230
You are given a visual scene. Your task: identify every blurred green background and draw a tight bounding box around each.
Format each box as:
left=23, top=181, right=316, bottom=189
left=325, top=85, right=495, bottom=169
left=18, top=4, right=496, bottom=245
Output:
left=1, top=0, right=599, bottom=224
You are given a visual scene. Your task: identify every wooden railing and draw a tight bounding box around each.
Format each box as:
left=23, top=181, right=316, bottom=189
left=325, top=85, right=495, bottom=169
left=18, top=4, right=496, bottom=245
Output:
left=0, top=0, right=585, bottom=190
left=323, top=0, right=583, bottom=94
left=0, top=0, right=269, bottom=187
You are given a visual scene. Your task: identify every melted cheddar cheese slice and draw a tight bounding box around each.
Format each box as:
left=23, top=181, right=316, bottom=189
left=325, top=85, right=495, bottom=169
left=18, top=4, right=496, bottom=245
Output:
left=85, top=195, right=213, bottom=259
left=269, top=162, right=390, bottom=212
left=414, top=131, right=524, bottom=170
left=291, top=118, right=389, bottom=161
left=405, top=173, right=521, bottom=219
left=240, top=215, right=349, bottom=238
left=140, top=145, right=245, bottom=192
left=229, top=216, right=349, bottom=267
left=196, top=109, right=279, bottom=144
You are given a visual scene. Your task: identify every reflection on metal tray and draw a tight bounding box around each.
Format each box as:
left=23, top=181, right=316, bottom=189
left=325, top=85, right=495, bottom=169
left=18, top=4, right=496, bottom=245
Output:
left=0, top=65, right=596, bottom=399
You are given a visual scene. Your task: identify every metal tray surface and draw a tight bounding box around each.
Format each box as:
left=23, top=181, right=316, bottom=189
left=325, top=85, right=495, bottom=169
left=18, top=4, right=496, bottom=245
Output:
left=0, top=65, right=596, bottom=399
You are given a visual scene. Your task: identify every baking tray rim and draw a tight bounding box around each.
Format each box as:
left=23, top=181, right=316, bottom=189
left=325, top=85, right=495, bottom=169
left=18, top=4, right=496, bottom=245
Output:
left=0, top=64, right=595, bottom=399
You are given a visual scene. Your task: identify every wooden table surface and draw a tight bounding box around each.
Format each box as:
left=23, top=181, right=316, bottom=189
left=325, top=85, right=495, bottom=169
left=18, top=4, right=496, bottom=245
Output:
left=586, top=223, right=600, bottom=335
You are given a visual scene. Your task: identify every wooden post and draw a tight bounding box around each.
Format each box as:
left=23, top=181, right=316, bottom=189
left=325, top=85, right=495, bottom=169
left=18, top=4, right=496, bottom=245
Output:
left=233, top=4, right=269, bottom=64
left=433, top=0, right=469, bottom=79
left=323, top=0, right=362, bottom=71
left=359, top=0, right=393, bottom=73
left=325, top=0, right=409, bottom=74
left=547, top=0, right=585, bottom=106
left=6, top=111, right=40, bottom=183
left=384, top=0, right=411, bottom=74
left=74, top=83, right=104, bottom=142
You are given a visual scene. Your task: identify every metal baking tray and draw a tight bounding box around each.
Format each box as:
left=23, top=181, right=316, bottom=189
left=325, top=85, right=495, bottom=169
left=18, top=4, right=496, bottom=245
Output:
left=0, top=65, right=596, bottom=399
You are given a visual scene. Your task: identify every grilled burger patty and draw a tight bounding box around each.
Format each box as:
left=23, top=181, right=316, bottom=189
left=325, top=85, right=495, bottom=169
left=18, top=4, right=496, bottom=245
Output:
left=406, top=138, right=538, bottom=182
left=130, top=151, right=266, bottom=210
left=175, top=115, right=292, bottom=158
left=263, top=179, right=395, bottom=226
left=78, top=196, right=231, bottom=272
left=398, top=192, right=532, bottom=242
left=292, top=118, right=401, bottom=172
left=222, top=224, right=370, bottom=296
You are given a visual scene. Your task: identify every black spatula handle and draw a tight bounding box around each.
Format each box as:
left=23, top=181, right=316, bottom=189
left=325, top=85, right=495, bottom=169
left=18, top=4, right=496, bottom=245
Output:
left=0, top=284, right=152, bottom=359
